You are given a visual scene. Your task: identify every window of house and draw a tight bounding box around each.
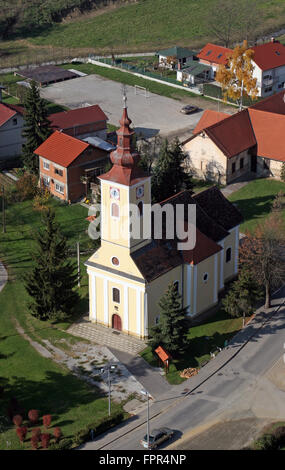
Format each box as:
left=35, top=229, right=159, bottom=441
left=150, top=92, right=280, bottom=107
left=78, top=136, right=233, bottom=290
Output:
left=112, top=288, right=120, bottom=303
left=226, top=247, right=232, bottom=263
left=173, top=281, right=179, bottom=292
left=232, top=162, right=236, bottom=174
left=43, top=161, right=50, bottom=170
left=265, top=86, right=272, bottom=93
left=43, top=176, right=50, bottom=187
left=240, top=158, right=244, bottom=170
left=206, top=50, right=212, bottom=56
left=111, top=202, right=119, bottom=218
left=12, top=118, right=17, bottom=126
left=54, top=167, right=63, bottom=177
left=203, top=273, right=208, bottom=283
left=55, top=182, right=64, bottom=194
left=278, top=82, right=284, bottom=89
left=217, top=53, right=223, bottom=59
left=138, top=201, right=143, bottom=216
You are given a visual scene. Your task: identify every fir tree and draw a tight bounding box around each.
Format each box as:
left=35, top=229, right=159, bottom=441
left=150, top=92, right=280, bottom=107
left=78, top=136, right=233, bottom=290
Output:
left=222, top=268, right=263, bottom=319
left=148, top=282, right=189, bottom=355
left=22, top=80, right=52, bottom=174
left=151, top=138, right=193, bottom=203
left=24, top=208, right=79, bottom=321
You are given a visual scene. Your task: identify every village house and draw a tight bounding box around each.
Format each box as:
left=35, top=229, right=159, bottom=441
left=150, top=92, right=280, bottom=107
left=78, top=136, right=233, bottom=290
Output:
left=34, top=130, right=113, bottom=202
left=196, top=43, right=233, bottom=80
left=0, top=101, right=25, bottom=163
left=85, top=102, right=242, bottom=339
left=157, top=46, right=196, bottom=69
left=48, top=104, right=109, bottom=141
left=182, top=90, right=285, bottom=184
left=250, top=39, right=285, bottom=97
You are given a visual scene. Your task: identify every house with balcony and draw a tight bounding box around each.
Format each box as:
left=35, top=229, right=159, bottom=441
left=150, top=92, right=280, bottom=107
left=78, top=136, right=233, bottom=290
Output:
left=34, top=130, right=114, bottom=202
left=196, top=43, right=233, bottom=79
left=250, top=40, right=285, bottom=97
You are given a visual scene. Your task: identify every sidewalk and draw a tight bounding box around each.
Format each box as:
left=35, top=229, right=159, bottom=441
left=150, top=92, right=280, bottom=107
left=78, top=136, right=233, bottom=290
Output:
left=81, top=286, right=285, bottom=450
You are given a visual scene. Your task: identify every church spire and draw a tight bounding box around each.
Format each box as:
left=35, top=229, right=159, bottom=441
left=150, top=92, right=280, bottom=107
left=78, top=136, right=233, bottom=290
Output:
left=99, top=95, right=147, bottom=186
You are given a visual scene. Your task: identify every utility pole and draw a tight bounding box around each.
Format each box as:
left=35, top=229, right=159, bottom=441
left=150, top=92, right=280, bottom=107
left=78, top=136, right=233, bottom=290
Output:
left=77, top=241, right=80, bottom=288
left=2, top=185, right=6, bottom=234
left=141, top=389, right=150, bottom=448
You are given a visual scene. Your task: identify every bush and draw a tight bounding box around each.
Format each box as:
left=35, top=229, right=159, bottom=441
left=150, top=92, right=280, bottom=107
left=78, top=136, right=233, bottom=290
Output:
left=31, top=427, right=41, bottom=439
left=202, top=83, right=258, bottom=107
left=16, top=426, right=28, bottom=443
left=53, top=426, right=62, bottom=443
left=13, top=173, right=38, bottom=202
left=271, top=426, right=285, bottom=449
left=41, top=433, right=51, bottom=449
left=73, top=411, right=124, bottom=446
left=13, top=415, right=23, bottom=427
left=43, top=414, right=52, bottom=428
left=28, top=409, right=39, bottom=425
left=31, top=435, right=39, bottom=450
left=49, top=438, right=73, bottom=450
left=255, top=433, right=278, bottom=450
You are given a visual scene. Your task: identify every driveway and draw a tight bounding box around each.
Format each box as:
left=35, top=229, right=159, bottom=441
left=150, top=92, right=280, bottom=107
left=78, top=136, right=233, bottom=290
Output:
left=40, top=74, right=205, bottom=139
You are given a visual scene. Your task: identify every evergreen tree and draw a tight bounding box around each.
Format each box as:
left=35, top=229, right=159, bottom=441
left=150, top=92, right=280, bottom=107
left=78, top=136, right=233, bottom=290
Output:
left=24, top=208, right=79, bottom=321
left=148, top=282, right=189, bottom=355
left=222, top=268, right=263, bottom=319
left=22, top=80, right=52, bottom=174
left=151, top=138, right=193, bottom=203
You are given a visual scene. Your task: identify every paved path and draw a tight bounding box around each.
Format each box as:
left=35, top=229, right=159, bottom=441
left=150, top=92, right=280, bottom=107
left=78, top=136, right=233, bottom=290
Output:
left=0, top=261, right=7, bottom=293
left=67, top=319, right=146, bottom=355
left=81, top=286, right=285, bottom=449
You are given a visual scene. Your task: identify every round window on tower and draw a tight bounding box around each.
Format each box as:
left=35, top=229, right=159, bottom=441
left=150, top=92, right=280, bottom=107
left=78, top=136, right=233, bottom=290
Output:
left=111, top=257, right=120, bottom=266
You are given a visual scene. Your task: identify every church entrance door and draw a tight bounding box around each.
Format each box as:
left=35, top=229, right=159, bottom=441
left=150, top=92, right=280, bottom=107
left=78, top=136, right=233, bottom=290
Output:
left=112, top=314, right=122, bottom=331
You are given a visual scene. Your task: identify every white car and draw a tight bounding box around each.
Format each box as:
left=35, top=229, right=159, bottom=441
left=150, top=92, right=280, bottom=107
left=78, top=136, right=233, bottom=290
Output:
left=140, top=427, right=174, bottom=449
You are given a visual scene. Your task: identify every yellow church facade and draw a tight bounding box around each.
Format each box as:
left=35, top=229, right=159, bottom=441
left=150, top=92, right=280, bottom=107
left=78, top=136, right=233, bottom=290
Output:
left=86, top=104, right=243, bottom=339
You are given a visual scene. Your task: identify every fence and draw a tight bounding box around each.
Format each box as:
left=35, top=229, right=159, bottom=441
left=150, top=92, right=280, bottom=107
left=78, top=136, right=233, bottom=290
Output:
left=95, top=57, right=200, bottom=90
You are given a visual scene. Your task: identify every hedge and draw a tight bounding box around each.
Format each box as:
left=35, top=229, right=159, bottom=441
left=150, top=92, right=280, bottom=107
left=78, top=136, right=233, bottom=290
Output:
left=73, top=411, right=125, bottom=446
left=202, top=83, right=260, bottom=107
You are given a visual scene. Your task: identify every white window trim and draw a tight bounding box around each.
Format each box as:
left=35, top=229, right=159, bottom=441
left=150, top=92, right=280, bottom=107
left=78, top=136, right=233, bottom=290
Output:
left=43, top=160, right=50, bottom=170
left=55, top=182, right=64, bottom=194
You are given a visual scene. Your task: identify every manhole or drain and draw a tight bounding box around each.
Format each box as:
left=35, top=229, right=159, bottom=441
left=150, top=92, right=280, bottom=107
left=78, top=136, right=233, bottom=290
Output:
left=112, top=330, right=120, bottom=335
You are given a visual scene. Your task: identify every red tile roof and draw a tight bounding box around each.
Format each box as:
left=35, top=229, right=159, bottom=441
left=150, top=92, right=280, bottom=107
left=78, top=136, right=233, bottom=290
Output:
left=193, top=109, right=229, bottom=135
left=205, top=109, right=257, bottom=158
left=248, top=108, right=285, bottom=162
left=49, top=105, right=108, bottom=131
left=183, top=227, right=222, bottom=265
left=34, top=130, right=89, bottom=167
left=0, top=103, right=22, bottom=127
left=197, top=43, right=233, bottom=65
left=251, top=41, right=285, bottom=71
left=250, top=89, right=285, bottom=115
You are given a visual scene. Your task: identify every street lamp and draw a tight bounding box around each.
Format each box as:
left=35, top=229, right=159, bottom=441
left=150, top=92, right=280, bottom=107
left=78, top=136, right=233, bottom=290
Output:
left=141, top=389, right=151, bottom=449
left=100, top=364, right=117, bottom=416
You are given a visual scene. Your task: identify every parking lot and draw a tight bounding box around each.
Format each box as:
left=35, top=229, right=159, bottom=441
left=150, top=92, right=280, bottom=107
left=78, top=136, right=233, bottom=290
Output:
left=41, top=73, right=205, bottom=139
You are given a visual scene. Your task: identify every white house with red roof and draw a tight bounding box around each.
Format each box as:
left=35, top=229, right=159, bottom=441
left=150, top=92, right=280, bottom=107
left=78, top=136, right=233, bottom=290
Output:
left=197, top=43, right=233, bottom=79
left=48, top=105, right=108, bottom=141
left=250, top=39, right=285, bottom=97
left=0, top=102, right=25, bottom=161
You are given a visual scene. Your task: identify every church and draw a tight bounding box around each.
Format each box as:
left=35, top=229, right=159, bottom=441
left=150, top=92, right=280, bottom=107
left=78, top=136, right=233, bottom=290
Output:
left=85, top=100, right=243, bottom=339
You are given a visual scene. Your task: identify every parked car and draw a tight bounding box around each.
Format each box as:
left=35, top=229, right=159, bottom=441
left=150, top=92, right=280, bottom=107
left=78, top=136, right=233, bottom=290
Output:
left=180, top=105, right=199, bottom=114
left=140, top=428, right=174, bottom=449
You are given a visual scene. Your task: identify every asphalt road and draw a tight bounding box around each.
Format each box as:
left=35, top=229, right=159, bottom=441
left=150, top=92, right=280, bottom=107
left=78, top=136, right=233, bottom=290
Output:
left=83, top=292, right=285, bottom=450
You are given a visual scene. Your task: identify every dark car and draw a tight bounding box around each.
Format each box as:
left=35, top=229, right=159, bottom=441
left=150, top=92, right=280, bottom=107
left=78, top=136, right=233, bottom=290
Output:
left=140, top=427, right=174, bottom=449
left=180, top=105, right=199, bottom=114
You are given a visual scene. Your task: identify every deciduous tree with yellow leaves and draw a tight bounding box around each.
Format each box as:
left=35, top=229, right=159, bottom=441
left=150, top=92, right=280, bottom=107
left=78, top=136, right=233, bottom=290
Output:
left=216, top=40, right=258, bottom=111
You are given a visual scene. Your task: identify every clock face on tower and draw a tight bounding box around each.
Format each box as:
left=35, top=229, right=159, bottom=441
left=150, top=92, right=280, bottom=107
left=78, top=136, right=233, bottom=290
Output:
left=136, top=185, right=144, bottom=199
left=110, top=187, right=120, bottom=200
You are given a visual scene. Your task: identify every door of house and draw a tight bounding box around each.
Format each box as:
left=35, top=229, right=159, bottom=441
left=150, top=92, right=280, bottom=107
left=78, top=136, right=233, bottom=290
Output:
left=112, top=314, right=122, bottom=331
left=251, top=154, right=257, bottom=172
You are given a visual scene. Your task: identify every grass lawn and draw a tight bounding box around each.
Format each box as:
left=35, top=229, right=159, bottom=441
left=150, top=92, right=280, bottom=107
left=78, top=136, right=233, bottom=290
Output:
left=228, top=178, right=285, bottom=233
left=26, top=0, right=285, bottom=52
left=141, top=310, right=248, bottom=385
left=0, top=196, right=123, bottom=449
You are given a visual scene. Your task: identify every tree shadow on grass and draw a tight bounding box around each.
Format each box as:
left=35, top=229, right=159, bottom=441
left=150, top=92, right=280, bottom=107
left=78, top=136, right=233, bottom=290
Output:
left=230, top=194, right=275, bottom=227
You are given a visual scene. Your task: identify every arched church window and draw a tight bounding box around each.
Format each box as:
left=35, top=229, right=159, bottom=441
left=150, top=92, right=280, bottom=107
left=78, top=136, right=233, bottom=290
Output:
left=111, top=202, right=119, bottom=218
